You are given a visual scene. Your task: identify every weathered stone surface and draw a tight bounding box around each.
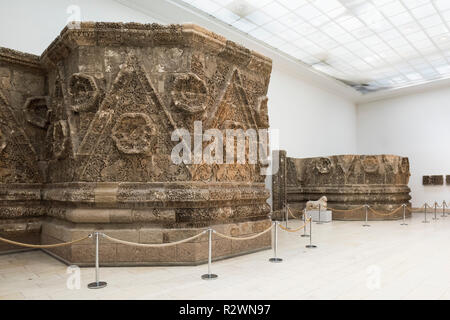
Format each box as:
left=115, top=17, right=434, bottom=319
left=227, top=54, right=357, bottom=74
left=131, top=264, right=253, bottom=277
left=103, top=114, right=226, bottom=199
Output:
left=273, top=151, right=412, bottom=220
left=423, top=175, right=443, bottom=186
left=0, top=23, right=272, bottom=264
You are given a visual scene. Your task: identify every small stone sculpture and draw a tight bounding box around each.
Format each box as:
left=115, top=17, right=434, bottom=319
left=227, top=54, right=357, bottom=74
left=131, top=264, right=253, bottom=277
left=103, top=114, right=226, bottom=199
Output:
left=306, top=196, right=327, bottom=211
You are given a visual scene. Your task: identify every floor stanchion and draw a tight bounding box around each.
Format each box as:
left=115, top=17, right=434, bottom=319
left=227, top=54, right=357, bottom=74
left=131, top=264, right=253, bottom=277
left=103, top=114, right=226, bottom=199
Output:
left=305, top=217, right=317, bottom=249
left=88, top=232, right=107, bottom=289
left=442, top=201, right=447, bottom=218
left=401, top=204, right=408, bottom=226
left=316, top=204, right=323, bottom=225
left=285, top=205, right=289, bottom=228
left=301, top=209, right=310, bottom=238
left=269, top=221, right=283, bottom=263
left=363, top=205, right=370, bottom=227
left=433, top=202, right=439, bottom=220
left=202, top=228, right=218, bottom=280
left=423, top=203, right=430, bottom=223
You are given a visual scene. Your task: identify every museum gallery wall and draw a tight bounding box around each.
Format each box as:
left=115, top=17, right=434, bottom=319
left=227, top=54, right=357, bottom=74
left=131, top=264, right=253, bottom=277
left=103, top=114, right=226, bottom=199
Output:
left=0, top=22, right=273, bottom=265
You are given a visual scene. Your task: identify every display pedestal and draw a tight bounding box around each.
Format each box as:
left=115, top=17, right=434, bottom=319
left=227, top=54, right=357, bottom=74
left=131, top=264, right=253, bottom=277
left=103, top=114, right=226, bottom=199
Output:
left=307, top=210, right=332, bottom=223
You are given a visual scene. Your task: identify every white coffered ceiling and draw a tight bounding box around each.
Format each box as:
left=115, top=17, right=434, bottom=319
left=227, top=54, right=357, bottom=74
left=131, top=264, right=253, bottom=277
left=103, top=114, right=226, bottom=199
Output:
left=175, top=0, right=450, bottom=94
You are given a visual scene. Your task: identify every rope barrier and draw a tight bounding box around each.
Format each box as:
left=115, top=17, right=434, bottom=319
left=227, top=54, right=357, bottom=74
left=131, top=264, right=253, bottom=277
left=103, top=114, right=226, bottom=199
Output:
left=287, top=205, right=302, bottom=219
left=0, top=235, right=92, bottom=248
left=368, top=205, right=403, bottom=217
left=327, top=205, right=366, bottom=213
left=102, top=231, right=208, bottom=247
left=213, top=224, right=273, bottom=241
left=278, top=218, right=311, bottom=233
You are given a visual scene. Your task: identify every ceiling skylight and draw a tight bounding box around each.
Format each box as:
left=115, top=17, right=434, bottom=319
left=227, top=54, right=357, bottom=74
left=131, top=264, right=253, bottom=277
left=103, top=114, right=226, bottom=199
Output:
left=175, top=0, right=450, bottom=93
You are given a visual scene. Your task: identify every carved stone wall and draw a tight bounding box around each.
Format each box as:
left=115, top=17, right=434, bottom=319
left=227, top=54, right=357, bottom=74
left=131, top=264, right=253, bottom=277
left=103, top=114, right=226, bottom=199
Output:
left=0, top=48, right=46, bottom=251
left=0, top=23, right=272, bottom=265
left=272, top=151, right=412, bottom=220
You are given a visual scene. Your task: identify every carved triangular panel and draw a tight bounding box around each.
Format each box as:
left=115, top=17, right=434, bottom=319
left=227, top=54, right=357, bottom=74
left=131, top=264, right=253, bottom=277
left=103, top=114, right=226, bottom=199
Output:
left=77, top=56, right=189, bottom=182
left=0, top=91, right=42, bottom=183
left=212, top=69, right=258, bottom=131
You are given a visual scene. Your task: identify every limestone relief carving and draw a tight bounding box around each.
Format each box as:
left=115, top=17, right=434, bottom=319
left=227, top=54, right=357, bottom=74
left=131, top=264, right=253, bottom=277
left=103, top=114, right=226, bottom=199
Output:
left=400, top=157, right=410, bottom=175
left=52, top=120, right=69, bottom=159
left=0, top=127, right=6, bottom=153
left=69, top=73, right=100, bottom=112
left=0, top=23, right=273, bottom=264
left=111, top=113, right=155, bottom=154
left=212, top=69, right=256, bottom=132
left=383, top=155, right=400, bottom=175
left=0, top=90, right=8, bottom=108
left=24, top=96, right=50, bottom=128
left=255, top=96, right=269, bottom=128
left=337, top=155, right=355, bottom=177
left=316, top=157, right=332, bottom=174
left=171, top=73, right=207, bottom=114
left=362, top=155, right=379, bottom=173
left=190, top=163, right=215, bottom=181
left=273, top=151, right=412, bottom=221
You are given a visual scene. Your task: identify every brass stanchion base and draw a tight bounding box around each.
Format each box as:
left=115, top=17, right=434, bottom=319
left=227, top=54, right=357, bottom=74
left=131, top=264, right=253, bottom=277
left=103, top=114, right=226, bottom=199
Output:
left=305, top=245, right=317, bottom=249
left=88, top=281, right=107, bottom=289
left=269, top=258, right=283, bottom=263
left=201, top=274, right=218, bottom=280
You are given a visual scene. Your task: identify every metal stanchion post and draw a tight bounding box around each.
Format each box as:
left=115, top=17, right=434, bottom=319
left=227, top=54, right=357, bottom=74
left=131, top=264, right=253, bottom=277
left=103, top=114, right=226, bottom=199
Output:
left=363, top=205, right=370, bottom=227
left=400, top=204, right=408, bottom=226
left=316, top=204, right=323, bottom=225
left=285, top=204, right=289, bottom=228
left=423, top=203, right=429, bottom=223
left=88, top=232, right=107, bottom=289
left=442, top=201, right=447, bottom=218
left=269, top=221, right=283, bottom=263
left=202, top=228, right=218, bottom=280
left=433, top=202, right=439, bottom=220
left=301, top=209, right=310, bottom=238
left=305, top=217, right=317, bottom=249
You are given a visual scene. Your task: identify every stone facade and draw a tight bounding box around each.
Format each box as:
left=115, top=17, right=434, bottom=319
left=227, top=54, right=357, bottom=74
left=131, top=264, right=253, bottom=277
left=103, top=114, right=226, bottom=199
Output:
left=272, top=151, right=412, bottom=220
left=0, top=23, right=272, bottom=265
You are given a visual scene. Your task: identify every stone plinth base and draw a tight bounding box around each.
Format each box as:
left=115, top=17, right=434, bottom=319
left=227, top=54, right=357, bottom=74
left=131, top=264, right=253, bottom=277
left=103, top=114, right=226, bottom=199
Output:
left=40, top=218, right=272, bottom=266
left=0, top=218, right=42, bottom=254
left=307, top=210, right=332, bottom=223
left=330, top=206, right=411, bottom=221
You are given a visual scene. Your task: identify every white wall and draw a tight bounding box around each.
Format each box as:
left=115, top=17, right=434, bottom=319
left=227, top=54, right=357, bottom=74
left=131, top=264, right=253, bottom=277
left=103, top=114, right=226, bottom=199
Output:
left=269, top=65, right=357, bottom=159
left=0, top=0, right=159, bottom=55
left=357, top=87, right=450, bottom=207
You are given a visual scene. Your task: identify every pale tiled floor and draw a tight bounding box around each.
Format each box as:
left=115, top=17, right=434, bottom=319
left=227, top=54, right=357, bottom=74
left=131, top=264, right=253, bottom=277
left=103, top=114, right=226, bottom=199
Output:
left=1, top=213, right=450, bottom=300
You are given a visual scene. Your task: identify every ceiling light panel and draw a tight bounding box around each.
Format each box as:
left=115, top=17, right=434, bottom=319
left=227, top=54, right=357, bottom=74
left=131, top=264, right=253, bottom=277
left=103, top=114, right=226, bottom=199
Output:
left=180, top=0, right=450, bottom=93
